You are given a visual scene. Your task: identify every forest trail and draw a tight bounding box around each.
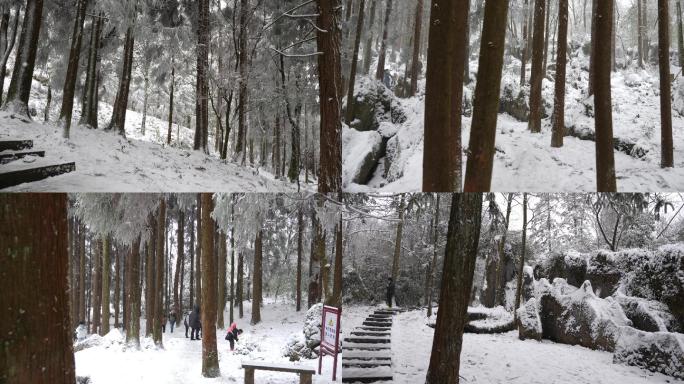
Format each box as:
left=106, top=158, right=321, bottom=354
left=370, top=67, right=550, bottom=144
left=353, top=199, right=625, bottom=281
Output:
left=342, top=309, right=396, bottom=383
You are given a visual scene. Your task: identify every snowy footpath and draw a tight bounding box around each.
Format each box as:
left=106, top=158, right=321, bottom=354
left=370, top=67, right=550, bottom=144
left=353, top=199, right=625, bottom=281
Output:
left=75, top=300, right=340, bottom=384
left=343, top=306, right=683, bottom=384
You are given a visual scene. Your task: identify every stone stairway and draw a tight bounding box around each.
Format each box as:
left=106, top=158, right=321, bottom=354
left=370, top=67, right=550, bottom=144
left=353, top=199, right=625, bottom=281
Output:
left=0, top=140, right=75, bottom=189
left=342, top=309, right=396, bottom=383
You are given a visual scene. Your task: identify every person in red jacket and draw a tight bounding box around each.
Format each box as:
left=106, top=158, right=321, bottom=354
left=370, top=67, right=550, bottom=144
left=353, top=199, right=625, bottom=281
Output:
left=225, top=322, right=243, bottom=351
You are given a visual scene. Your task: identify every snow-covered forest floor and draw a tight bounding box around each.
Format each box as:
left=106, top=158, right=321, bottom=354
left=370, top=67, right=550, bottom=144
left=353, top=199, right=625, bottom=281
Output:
left=344, top=58, right=684, bottom=192
left=0, top=76, right=310, bottom=192
left=343, top=305, right=683, bottom=384
left=75, top=299, right=339, bottom=384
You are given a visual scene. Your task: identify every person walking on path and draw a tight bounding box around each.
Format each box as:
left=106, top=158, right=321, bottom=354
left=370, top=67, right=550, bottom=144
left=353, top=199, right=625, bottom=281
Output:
left=386, top=277, right=395, bottom=308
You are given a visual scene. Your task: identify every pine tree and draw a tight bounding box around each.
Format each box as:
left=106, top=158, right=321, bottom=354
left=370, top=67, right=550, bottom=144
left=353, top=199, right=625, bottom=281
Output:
left=296, top=207, right=303, bottom=311
left=91, top=238, right=102, bottom=334
left=174, top=209, right=185, bottom=324
left=409, top=0, right=423, bottom=97
left=107, top=0, right=137, bottom=136
left=217, top=230, right=227, bottom=329
left=514, top=193, right=528, bottom=321
left=101, top=235, right=111, bottom=335
left=153, top=199, right=166, bottom=346
left=345, top=0, right=366, bottom=125
left=464, top=0, right=510, bottom=192
left=126, top=236, right=142, bottom=347
left=194, top=0, right=210, bottom=153
left=0, top=194, right=75, bottom=384
left=425, top=193, right=482, bottom=383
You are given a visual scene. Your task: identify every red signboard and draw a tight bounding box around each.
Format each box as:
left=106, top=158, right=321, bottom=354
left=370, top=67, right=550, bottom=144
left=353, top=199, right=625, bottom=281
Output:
left=318, top=305, right=341, bottom=381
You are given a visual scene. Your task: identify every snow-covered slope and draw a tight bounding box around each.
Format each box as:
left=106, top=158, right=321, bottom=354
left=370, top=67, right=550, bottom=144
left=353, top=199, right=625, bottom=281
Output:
left=0, top=111, right=302, bottom=192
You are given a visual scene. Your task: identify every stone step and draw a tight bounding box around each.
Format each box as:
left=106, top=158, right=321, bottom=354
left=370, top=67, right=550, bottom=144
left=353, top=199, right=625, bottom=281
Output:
left=342, top=356, right=391, bottom=362
left=342, top=350, right=391, bottom=360
left=342, top=367, right=393, bottom=383
left=0, top=151, right=45, bottom=164
left=342, top=362, right=392, bottom=368
left=363, top=321, right=391, bottom=327
left=344, top=337, right=390, bottom=344
left=350, top=331, right=391, bottom=337
left=0, top=162, right=76, bottom=189
left=345, top=342, right=391, bottom=350
left=357, top=326, right=391, bottom=332
left=0, top=140, right=33, bottom=152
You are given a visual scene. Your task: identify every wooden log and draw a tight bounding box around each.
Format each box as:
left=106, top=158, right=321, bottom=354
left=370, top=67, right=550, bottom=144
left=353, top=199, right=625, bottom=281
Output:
left=0, top=162, right=76, bottom=189
left=244, top=367, right=254, bottom=384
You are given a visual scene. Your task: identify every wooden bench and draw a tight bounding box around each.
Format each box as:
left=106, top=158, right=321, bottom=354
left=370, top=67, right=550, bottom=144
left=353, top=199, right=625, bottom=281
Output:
left=241, top=361, right=315, bottom=384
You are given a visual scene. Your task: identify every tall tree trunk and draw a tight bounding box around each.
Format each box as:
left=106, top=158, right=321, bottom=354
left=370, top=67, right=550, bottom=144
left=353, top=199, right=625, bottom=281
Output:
left=200, top=194, right=220, bottom=377
left=659, top=0, right=674, bottom=168
left=167, top=65, right=175, bottom=145
left=638, top=0, right=644, bottom=68
left=101, top=236, right=111, bottom=335
left=235, top=0, right=249, bottom=157
left=528, top=0, right=547, bottom=133
left=0, top=194, right=75, bottom=384
left=551, top=0, right=568, bottom=148
left=145, top=216, right=156, bottom=337
left=114, top=245, right=121, bottom=328
left=60, top=0, right=89, bottom=138
left=126, top=236, right=142, bottom=347
left=594, top=0, right=617, bottom=191
left=79, top=223, right=87, bottom=323
left=108, top=14, right=136, bottom=136
left=80, top=13, right=103, bottom=129
left=363, top=0, right=377, bottom=75
left=237, top=252, right=244, bottom=319
left=542, top=0, right=551, bottom=73
left=423, top=0, right=469, bottom=192
left=91, top=239, right=102, bottom=334
left=329, top=213, right=343, bottom=308
left=344, top=0, right=366, bottom=125
left=251, top=229, right=263, bottom=325
left=153, top=199, right=165, bottom=346
left=0, top=5, right=19, bottom=106
left=464, top=0, right=510, bottom=192
left=426, top=194, right=440, bottom=317
left=375, top=0, right=392, bottom=81
left=424, top=193, right=483, bottom=384
left=588, top=0, right=598, bottom=95
left=3, top=0, right=43, bottom=116
left=296, top=207, right=303, bottom=312
left=391, top=196, right=405, bottom=282
left=174, top=209, right=185, bottom=325
left=229, top=196, right=236, bottom=324
left=196, top=197, right=203, bottom=309
left=409, top=0, right=423, bottom=97
left=643, top=0, right=650, bottom=61
left=194, top=0, right=210, bottom=153
left=316, top=0, right=343, bottom=193
left=514, top=193, right=528, bottom=321
left=677, top=1, right=684, bottom=66
left=520, top=0, right=529, bottom=85
left=189, top=208, right=195, bottom=308
left=217, top=231, right=227, bottom=329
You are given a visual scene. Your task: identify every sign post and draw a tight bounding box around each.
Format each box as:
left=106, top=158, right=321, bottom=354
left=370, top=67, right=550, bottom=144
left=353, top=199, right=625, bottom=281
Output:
left=318, top=305, right=341, bottom=381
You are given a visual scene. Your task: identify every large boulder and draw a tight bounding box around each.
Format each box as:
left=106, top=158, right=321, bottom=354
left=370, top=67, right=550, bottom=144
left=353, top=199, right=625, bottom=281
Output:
left=303, top=303, right=323, bottom=349
left=499, top=80, right=529, bottom=121
left=538, top=252, right=587, bottom=288
left=517, top=298, right=543, bottom=341
left=586, top=251, right=621, bottom=298
left=613, top=326, right=684, bottom=380
left=538, top=279, right=632, bottom=351
left=345, top=78, right=406, bottom=132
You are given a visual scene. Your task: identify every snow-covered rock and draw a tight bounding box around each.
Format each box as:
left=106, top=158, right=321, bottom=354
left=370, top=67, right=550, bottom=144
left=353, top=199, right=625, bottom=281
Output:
left=613, top=326, right=684, bottom=380
left=517, top=298, right=542, bottom=341
left=614, top=293, right=678, bottom=333
left=538, top=280, right=632, bottom=351
left=587, top=251, right=621, bottom=298
left=342, top=126, right=384, bottom=185
left=345, top=77, right=406, bottom=132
